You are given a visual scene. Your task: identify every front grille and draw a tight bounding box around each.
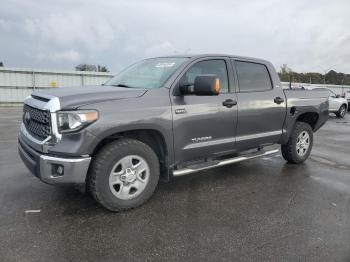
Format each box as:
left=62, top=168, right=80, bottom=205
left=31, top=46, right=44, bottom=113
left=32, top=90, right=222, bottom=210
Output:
left=23, top=104, right=51, bottom=139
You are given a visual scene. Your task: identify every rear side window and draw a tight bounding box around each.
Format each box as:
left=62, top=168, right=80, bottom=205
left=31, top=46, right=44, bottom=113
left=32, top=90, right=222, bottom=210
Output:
left=235, top=61, right=272, bottom=92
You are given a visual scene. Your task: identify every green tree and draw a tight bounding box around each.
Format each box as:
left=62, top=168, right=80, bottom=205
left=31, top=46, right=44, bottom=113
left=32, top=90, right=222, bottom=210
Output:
left=75, top=64, right=109, bottom=72
left=278, top=65, right=350, bottom=85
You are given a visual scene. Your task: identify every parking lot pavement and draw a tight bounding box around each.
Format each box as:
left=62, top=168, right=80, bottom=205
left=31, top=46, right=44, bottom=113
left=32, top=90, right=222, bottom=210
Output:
left=0, top=107, right=350, bottom=262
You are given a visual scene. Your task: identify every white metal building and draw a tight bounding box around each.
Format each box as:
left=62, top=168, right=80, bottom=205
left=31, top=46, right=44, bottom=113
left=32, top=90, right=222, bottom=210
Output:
left=0, top=67, right=114, bottom=103
left=281, top=82, right=350, bottom=94
left=1, top=67, right=350, bottom=103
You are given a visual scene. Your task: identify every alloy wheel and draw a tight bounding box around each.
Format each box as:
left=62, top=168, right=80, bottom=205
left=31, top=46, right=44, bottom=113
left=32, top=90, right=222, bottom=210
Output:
left=296, top=131, right=310, bottom=157
left=109, top=155, right=150, bottom=200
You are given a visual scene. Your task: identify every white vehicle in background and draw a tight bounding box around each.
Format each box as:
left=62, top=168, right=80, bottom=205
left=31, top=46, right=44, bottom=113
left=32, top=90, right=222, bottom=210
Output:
left=343, top=91, right=350, bottom=111
left=311, top=88, right=347, bottom=118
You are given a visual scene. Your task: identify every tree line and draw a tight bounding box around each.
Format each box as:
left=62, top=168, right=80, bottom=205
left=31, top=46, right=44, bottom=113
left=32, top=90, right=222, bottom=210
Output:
left=75, top=64, right=109, bottom=72
left=278, top=64, right=350, bottom=85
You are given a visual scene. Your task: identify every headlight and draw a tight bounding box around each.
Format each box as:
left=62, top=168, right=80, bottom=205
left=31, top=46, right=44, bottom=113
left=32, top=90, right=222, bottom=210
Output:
left=57, top=110, right=98, bottom=133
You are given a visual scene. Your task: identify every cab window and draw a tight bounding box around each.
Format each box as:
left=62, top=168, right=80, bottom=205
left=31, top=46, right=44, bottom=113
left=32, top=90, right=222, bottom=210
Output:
left=181, top=60, right=229, bottom=93
left=235, top=61, right=272, bottom=92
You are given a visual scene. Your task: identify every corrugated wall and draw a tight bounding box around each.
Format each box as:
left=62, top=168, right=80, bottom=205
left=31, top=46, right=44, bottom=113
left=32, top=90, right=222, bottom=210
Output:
left=1, top=68, right=350, bottom=103
left=0, top=67, right=114, bottom=103
left=281, top=82, right=350, bottom=94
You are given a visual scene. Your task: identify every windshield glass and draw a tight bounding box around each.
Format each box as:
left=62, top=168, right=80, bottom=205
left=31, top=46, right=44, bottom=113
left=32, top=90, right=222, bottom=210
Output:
left=105, top=57, right=189, bottom=89
left=328, top=90, right=336, bottom=96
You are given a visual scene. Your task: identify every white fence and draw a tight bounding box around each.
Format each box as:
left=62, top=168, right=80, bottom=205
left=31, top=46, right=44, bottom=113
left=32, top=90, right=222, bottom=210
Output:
left=0, top=67, right=114, bottom=103
left=281, top=82, right=350, bottom=94
left=1, top=67, right=350, bottom=103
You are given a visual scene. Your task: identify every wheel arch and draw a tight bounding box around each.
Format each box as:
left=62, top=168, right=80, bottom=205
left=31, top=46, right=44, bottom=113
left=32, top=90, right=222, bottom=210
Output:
left=91, top=128, right=171, bottom=182
left=296, top=112, right=319, bottom=130
left=279, top=109, right=321, bottom=145
left=340, top=103, right=348, bottom=110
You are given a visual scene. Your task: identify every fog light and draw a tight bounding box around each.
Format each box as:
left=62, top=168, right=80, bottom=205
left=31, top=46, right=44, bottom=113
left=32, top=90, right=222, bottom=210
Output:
left=52, top=164, right=64, bottom=177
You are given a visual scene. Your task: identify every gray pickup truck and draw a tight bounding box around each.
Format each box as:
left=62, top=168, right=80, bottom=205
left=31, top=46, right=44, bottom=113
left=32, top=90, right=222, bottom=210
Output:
left=18, top=54, right=329, bottom=211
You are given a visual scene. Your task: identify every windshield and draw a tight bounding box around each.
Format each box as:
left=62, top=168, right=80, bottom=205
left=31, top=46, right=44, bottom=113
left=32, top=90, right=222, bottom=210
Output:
left=328, top=90, right=336, bottom=96
left=105, top=57, right=189, bottom=89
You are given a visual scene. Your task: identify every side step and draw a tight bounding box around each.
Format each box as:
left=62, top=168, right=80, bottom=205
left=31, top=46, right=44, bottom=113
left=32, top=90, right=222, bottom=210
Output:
left=172, top=149, right=279, bottom=177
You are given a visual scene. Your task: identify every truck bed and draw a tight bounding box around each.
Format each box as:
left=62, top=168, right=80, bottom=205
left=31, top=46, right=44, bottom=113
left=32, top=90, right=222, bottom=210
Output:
left=284, top=89, right=329, bottom=106
left=279, top=89, right=329, bottom=143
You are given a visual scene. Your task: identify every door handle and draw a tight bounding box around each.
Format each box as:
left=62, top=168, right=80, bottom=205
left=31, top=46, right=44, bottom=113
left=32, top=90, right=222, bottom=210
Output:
left=222, top=99, right=237, bottom=108
left=274, top=97, right=284, bottom=104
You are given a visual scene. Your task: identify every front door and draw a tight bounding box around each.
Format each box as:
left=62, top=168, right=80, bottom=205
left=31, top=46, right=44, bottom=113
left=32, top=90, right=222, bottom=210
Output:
left=171, top=58, right=238, bottom=165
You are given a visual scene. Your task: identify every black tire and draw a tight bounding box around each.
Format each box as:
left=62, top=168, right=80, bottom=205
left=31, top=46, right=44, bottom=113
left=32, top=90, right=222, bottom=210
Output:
left=281, top=121, right=313, bottom=164
left=88, top=138, right=160, bottom=212
left=335, top=104, right=347, bottom=118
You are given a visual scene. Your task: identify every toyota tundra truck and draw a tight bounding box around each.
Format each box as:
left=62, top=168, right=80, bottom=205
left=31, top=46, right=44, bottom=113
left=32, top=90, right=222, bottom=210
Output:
left=18, top=54, right=329, bottom=211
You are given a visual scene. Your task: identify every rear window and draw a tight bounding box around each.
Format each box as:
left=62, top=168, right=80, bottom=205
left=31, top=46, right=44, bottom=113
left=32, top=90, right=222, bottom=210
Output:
left=235, top=61, right=272, bottom=92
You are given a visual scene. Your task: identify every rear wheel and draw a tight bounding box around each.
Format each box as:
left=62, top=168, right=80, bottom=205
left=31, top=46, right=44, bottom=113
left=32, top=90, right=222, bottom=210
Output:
left=335, top=105, right=346, bottom=118
left=281, top=121, right=313, bottom=164
left=88, top=138, right=160, bottom=211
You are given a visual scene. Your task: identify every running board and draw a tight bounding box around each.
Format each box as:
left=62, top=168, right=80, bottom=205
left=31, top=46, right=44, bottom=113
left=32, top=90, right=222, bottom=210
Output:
left=172, top=149, right=279, bottom=177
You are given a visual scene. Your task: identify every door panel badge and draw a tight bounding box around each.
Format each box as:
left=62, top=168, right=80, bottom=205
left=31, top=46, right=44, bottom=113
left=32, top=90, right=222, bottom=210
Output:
left=175, top=108, right=187, bottom=114
left=191, top=136, right=212, bottom=143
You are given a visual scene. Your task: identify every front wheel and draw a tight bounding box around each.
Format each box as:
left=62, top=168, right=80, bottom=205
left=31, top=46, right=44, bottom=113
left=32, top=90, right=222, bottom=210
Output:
left=281, top=122, right=313, bottom=164
left=335, top=105, right=347, bottom=118
left=88, top=138, right=160, bottom=211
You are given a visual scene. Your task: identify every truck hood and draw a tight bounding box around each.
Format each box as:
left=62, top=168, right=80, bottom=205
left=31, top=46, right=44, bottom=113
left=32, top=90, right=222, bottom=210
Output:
left=31, top=85, right=147, bottom=109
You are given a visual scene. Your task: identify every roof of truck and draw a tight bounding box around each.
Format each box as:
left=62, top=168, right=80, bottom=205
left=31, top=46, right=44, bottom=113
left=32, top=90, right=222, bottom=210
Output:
left=153, top=54, right=271, bottom=64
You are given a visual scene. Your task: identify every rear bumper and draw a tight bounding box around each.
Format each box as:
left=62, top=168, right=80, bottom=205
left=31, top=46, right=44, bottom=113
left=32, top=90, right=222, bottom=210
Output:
left=18, top=137, right=91, bottom=185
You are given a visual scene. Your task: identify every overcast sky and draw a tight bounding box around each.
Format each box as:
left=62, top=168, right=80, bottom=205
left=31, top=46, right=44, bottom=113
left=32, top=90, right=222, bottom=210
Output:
left=1, top=0, right=350, bottom=73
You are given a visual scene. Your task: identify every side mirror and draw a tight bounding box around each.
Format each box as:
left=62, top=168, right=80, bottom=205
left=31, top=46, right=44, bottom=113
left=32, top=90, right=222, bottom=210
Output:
left=336, top=94, right=340, bottom=98
left=180, top=75, right=220, bottom=96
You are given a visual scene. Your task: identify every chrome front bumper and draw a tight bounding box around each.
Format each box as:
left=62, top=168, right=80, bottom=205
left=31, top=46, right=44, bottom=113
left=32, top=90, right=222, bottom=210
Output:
left=18, top=137, right=91, bottom=185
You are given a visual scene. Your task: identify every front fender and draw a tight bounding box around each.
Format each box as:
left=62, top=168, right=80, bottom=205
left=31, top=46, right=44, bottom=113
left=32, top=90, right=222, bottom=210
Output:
left=81, top=88, right=174, bottom=163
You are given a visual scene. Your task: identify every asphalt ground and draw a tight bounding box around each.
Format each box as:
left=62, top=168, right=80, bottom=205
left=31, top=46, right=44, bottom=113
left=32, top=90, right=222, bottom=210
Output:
left=0, top=107, right=350, bottom=262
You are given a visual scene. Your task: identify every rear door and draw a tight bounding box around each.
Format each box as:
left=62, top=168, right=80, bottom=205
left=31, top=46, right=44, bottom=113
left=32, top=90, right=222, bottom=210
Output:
left=171, top=58, right=238, bottom=164
left=232, top=59, right=286, bottom=150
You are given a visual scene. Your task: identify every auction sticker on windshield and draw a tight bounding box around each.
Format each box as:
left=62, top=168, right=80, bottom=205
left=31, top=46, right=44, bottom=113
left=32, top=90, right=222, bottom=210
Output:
left=155, top=62, right=175, bottom=68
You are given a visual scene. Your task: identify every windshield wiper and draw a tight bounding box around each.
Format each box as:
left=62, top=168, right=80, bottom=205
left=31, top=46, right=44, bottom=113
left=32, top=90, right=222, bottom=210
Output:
left=111, top=84, right=134, bottom=88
